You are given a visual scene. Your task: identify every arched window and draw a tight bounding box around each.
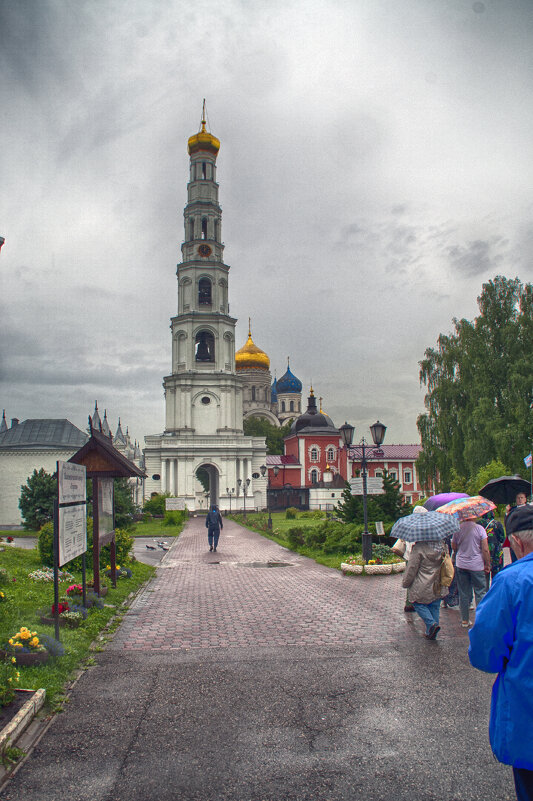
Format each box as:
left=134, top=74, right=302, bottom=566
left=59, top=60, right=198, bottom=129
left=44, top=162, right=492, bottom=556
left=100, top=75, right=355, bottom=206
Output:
left=214, top=219, right=218, bottom=242
left=189, top=219, right=195, bottom=241
left=201, top=218, right=208, bottom=240
left=290, top=400, right=294, bottom=411
left=195, top=330, right=215, bottom=362
left=311, top=448, right=318, bottom=461
left=198, top=278, right=212, bottom=305
left=327, top=447, right=335, bottom=461
left=281, top=401, right=286, bottom=412
left=202, top=162, right=206, bottom=179
left=311, top=469, right=319, bottom=484
left=251, top=386, right=256, bottom=401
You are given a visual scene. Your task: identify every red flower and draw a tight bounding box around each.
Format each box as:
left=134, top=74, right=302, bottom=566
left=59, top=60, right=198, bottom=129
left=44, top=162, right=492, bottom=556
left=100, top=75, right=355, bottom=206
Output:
left=52, top=602, right=70, bottom=615
left=7, top=536, right=13, bottom=542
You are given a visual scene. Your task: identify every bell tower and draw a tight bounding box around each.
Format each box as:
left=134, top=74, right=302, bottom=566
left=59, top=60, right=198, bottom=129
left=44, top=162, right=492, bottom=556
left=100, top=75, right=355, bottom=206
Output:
left=144, top=104, right=266, bottom=511
left=163, top=103, right=242, bottom=433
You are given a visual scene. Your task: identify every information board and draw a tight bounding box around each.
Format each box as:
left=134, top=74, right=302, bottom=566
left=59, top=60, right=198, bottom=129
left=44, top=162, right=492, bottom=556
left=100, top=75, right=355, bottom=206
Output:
left=350, top=477, right=384, bottom=495
left=58, top=503, right=87, bottom=567
left=98, top=478, right=114, bottom=540
left=58, top=462, right=86, bottom=504
left=166, top=497, right=186, bottom=511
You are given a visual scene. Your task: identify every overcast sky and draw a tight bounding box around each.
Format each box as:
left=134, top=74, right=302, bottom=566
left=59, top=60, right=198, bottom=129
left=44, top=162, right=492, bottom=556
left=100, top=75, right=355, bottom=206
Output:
left=1, top=0, right=532, bottom=448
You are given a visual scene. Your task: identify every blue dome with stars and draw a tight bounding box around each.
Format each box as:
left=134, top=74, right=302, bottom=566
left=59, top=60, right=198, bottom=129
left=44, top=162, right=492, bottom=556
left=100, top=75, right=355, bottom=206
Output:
left=276, top=360, right=302, bottom=395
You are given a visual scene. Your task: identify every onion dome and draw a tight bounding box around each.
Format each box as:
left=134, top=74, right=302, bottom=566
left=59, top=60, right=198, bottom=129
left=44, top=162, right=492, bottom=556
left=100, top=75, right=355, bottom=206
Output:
left=271, top=377, right=278, bottom=403
left=276, top=358, right=302, bottom=394
left=235, top=322, right=270, bottom=371
left=291, top=388, right=338, bottom=434
left=188, top=101, right=220, bottom=156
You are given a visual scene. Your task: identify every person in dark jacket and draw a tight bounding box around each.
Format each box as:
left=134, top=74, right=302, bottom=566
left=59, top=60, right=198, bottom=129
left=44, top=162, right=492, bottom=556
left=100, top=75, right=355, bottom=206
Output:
left=206, top=505, right=223, bottom=552
left=469, top=504, right=533, bottom=801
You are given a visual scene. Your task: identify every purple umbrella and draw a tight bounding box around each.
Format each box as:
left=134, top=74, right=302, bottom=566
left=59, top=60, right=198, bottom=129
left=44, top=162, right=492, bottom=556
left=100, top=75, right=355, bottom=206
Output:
left=424, top=492, right=469, bottom=511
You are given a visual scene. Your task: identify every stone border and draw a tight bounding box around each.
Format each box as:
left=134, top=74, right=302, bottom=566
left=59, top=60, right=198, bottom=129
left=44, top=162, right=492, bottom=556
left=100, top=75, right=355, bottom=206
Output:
left=0, top=688, right=46, bottom=753
left=341, top=561, right=406, bottom=576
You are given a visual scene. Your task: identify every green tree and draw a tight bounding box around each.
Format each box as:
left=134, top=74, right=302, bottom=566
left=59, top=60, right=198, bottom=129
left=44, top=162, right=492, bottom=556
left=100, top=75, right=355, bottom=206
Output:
left=143, top=493, right=171, bottom=515
left=466, top=459, right=510, bottom=497
left=376, top=469, right=412, bottom=520
left=19, top=468, right=56, bottom=530
left=86, top=477, right=136, bottom=529
left=335, top=482, right=363, bottom=523
left=243, top=417, right=293, bottom=454
left=335, top=470, right=410, bottom=524
left=417, top=276, right=533, bottom=489
left=112, top=478, right=136, bottom=529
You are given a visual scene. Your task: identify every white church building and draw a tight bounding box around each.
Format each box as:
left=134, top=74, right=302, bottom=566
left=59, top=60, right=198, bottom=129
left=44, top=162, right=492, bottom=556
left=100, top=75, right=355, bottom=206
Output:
left=143, top=109, right=267, bottom=512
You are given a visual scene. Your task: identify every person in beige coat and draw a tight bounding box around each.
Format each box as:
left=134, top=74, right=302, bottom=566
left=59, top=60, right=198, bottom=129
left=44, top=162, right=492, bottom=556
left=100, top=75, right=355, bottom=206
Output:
left=402, top=539, right=448, bottom=640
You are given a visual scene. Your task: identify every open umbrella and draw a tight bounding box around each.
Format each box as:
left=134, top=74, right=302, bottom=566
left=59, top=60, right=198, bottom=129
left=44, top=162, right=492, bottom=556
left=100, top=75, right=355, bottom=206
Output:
left=478, top=475, right=531, bottom=505
left=390, top=510, right=460, bottom=542
left=424, top=492, right=469, bottom=511
left=436, top=495, right=496, bottom=522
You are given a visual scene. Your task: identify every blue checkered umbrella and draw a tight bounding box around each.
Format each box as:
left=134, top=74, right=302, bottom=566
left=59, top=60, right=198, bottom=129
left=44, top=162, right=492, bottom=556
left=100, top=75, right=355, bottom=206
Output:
left=390, top=510, right=460, bottom=542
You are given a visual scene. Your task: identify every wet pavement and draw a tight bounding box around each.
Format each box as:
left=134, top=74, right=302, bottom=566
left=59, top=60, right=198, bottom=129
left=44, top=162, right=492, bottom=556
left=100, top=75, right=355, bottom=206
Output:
left=0, top=518, right=514, bottom=801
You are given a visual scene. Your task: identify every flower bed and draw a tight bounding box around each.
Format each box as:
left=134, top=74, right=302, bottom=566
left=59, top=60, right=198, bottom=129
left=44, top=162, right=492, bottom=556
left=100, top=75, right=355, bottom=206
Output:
left=341, top=560, right=406, bottom=576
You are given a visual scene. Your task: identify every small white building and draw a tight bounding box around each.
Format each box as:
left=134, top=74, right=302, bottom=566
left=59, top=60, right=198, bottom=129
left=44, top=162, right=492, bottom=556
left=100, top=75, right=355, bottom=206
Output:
left=0, top=414, right=88, bottom=528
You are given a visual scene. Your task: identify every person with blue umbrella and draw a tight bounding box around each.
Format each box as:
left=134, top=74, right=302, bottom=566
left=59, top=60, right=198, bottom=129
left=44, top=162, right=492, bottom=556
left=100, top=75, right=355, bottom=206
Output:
left=392, top=507, right=459, bottom=640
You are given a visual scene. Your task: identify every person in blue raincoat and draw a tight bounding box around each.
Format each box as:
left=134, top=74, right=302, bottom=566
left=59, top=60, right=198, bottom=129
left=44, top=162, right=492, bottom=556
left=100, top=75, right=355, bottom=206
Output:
left=468, top=504, right=533, bottom=801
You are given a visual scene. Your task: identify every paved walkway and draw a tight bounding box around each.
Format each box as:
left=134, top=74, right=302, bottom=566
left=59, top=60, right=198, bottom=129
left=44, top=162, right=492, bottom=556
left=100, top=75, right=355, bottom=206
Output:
left=1, top=518, right=514, bottom=801
left=113, top=518, right=468, bottom=652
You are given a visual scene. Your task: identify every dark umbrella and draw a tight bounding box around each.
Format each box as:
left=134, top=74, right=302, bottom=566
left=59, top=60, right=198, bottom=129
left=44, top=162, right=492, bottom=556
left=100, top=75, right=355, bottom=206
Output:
left=424, top=492, right=469, bottom=511
left=479, top=475, right=531, bottom=505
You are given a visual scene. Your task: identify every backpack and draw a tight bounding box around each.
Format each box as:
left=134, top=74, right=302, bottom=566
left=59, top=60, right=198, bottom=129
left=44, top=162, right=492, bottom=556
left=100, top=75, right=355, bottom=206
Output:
left=207, top=509, right=219, bottom=527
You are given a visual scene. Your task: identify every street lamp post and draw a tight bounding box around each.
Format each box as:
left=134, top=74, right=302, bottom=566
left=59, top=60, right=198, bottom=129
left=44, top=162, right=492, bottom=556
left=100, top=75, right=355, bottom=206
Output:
left=226, top=487, right=235, bottom=514
left=340, top=420, right=387, bottom=564
left=237, top=478, right=251, bottom=518
left=260, top=464, right=279, bottom=529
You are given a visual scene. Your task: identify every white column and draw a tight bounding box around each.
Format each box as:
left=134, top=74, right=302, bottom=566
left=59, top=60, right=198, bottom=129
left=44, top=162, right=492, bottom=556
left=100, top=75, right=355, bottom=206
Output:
left=169, top=459, right=175, bottom=496
left=161, top=458, right=167, bottom=493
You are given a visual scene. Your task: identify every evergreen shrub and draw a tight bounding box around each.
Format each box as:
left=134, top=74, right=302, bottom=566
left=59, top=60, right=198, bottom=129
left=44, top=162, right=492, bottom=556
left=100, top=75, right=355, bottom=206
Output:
left=285, top=507, right=298, bottom=519
left=163, top=510, right=187, bottom=526
left=143, top=493, right=171, bottom=516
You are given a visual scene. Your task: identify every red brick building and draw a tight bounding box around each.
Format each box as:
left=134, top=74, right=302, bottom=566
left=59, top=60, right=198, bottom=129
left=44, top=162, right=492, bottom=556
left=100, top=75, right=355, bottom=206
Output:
left=266, top=390, right=425, bottom=508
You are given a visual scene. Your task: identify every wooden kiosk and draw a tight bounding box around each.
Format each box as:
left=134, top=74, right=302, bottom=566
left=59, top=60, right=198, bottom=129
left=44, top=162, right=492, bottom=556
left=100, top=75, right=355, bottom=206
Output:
left=68, top=418, right=145, bottom=596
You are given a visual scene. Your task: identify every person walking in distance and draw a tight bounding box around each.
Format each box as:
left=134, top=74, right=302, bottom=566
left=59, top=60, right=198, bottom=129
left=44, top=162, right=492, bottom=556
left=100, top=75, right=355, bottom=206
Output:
left=469, top=504, right=533, bottom=801
left=206, top=505, right=223, bottom=552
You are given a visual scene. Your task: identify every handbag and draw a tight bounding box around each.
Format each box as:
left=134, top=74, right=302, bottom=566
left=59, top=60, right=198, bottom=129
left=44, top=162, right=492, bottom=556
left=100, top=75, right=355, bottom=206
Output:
left=434, top=549, right=455, bottom=593
left=391, top=538, right=406, bottom=557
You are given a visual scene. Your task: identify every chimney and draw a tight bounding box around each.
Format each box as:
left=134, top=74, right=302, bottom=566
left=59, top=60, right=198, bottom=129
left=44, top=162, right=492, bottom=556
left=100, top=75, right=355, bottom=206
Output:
left=10, top=418, right=19, bottom=428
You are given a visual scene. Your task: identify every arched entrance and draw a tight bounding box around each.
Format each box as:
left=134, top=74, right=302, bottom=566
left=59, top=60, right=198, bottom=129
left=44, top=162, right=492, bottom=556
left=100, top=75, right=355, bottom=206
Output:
left=195, top=463, right=220, bottom=511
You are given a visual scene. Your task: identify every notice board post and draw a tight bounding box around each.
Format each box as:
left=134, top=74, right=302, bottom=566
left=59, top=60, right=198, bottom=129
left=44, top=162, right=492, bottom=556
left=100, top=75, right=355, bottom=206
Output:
left=69, top=417, right=145, bottom=596
left=54, top=461, right=88, bottom=641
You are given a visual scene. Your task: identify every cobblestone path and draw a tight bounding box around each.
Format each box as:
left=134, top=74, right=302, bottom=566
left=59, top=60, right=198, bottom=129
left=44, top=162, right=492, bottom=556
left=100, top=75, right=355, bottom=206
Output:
left=111, top=517, right=468, bottom=652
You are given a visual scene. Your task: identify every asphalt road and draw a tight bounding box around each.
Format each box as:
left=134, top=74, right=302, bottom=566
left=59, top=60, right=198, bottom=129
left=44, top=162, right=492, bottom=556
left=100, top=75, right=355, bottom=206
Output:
left=0, top=519, right=514, bottom=801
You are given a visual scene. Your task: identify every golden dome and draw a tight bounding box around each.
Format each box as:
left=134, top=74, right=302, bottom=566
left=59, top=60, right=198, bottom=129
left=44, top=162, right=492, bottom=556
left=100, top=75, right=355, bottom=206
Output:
left=235, top=323, right=270, bottom=372
left=188, top=102, right=220, bottom=156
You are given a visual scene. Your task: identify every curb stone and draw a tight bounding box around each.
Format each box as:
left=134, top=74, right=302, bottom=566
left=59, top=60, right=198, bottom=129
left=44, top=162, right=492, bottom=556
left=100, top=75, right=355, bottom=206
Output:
left=0, top=689, right=46, bottom=753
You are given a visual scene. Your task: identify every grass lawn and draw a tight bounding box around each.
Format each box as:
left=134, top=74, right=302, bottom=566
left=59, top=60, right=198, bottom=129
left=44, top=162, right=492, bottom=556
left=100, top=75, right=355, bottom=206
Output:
left=131, top=519, right=185, bottom=538
left=0, top=546, right=155, bottom=709
left=228, top=512, right=350, bottom=571
left=0, top=530, right=38, bottom=538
